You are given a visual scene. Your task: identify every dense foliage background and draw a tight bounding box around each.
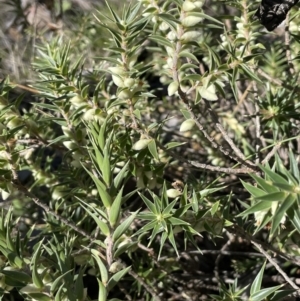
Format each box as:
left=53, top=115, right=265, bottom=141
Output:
left=0, top=0, right=300, bottom=300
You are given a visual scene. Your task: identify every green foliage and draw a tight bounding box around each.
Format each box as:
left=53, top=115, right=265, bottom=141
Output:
left=0, top=0, right=300, bottom=300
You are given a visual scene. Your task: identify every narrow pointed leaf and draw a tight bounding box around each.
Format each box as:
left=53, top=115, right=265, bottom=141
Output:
left=238, top=200, right=272, bottom=217
left=250, top=262, right=266, bottom=295
left=109, top=187, right=124, bottom=227
left=113, top=210, right=139, bottom=241
left=107, top=266, right=131, bottom=291
left=270, top=193, right=296, bottom=236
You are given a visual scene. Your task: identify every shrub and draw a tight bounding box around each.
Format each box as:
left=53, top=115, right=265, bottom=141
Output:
left=0, top=0, right=300, bottom=300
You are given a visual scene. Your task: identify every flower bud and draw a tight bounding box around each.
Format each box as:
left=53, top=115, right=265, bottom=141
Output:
left=167, top=189, right=182, bottom=198
left=112, top=75, right=125, bottom=87
left=168, top=81, right=179, bottom=96
left=63, top=141, right=77, bottom=150
left=124, top=78, right=135, bottom=88
left=182, top=1, right=197, bottom=12
left=194, top=0, right=205, bottom=8
left=133, top=139, right=152, bottom=150
left=70, top=95, right=85, bottom=107
left=180, top=119, right=195, bottom=132
left=117, top=89, right=133, bottom=100
left=7, top=117, right=23, bottom=129
left=181, top=31, right=201, bottom=42
left=197, top=84, right=218, bottom=101
left=182, top=15, right=203, bottom=27
left=61, top=126, right=72, bottom=138
left=109, top=262, right=123, bottom=273
left=109, top=66, right=126, bottom=76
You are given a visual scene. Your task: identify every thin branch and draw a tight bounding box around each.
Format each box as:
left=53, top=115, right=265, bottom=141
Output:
left=9, top=82, right=40, bottom=94
left=231, top=225, right=300, bottom=267
left=11, top=179, right=106, bottom=261
left=251, top=80, right=262, bottom=165
left=105, top=233, right=114, bottom=267
left=261, top=142, right=282, bottom=165
left=178, top=250, right=265, bottom=257
left=251, top=239, right=300, bottom=294
left=285, top=13, right=295, bottom=75
left=203, top=99, right=256, bottom=168
left=257, top=68, right=300, bottom=93
left=168, top=11, right=257, bottom=172
left=128, top=268, right=161, bottom=301
left=130, top=123, right=256, bottom=174
left=214, top=231, right=235, bottom=283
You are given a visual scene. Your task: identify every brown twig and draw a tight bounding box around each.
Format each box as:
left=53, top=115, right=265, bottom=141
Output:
left=169, top=11, right=257, bottom=173
left=214, top=231, right=235, bottom=283
left=128, top=268, right=161, bottom=301
left=0, top=78, right=40, bottom=94
left=10, top=177, right=106, bottom=261
left=231, top=225, right=300, bottom=267
left=285, top=13, right=295, bottom=76
left=203, top=99, right=257, bottom=169
left=261, top=142, right=282, bottom=165
left=252, top=81, right=261, bottom=165
left=251, top=239, right=300, bottom=294
left=131, top=123, right=256, bottom=174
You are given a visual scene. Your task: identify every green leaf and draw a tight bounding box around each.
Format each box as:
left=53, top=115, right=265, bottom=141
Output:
left=250, top=285, right=283, bottom=301
left=270, top=193, right=296, bottom=237
left=114, top=241, right=138, bottom=258
left=287, top=204, right=300, bottom=233
left=137, top=212, right=156, bottom=220
left=158, top=232, right=168, bottom=259
left=167, top=228, right=179, bottom=256
left=148, top=139, right=159, bottom=160
left=139, top=193, right=157, bottom=214
left=113, top=161, right=129, bottom=190
left=113, top=210, right=139, bottom=241
left=193, top=12, right=223, bottom=26
left=107, top=266, right=131, bottom=291
left=134, top=220, right=157, bottom=237
left=162, top=199, right=177, bottom=215
left=158, top=13, right=180, bottom=29
left=109, top=187, right=124, bottom=227
left=250, top=174, right=279, bottom=194
left=102, top=133, right=113, bottom=186
left=211, top=201, right=219, bottom=216
left=241, top=181, right=266, bottom=197
left=98, top=280, right=107, bottom=301
left=179, top=63, right=199, bottom=71
left=91, top=249, right=108, bottom=285
left=240, top=64, right=263, bottom=83
left=250, top=261, right=266, bottom=295
left=82, top=167, right=112, bottom=208
left=50, top=270, right=73, bottom=294
left=237, top=200, right=272, bottom=217
left=255, top=192, right=287, bottom=202
left=198, top=84, right=218, bottom=101
left=149, top=35, right=173, bottom=48
left=270, top=289, right=296, bottom=301
left=259, top=165, right=289, bottom=185
left=1, top=269, right=31, bottom=284
left=148, top=222, right=164, bottom=246
left=183, top=74, right=202, bottom=81
left=289, top=150, right=300, bottom=181
left=179, top=51, right=199, bottom=62
left=272, top=182, right=296, bottom=192
left=168, top=217, right=190, bottom=226
left=31, top=240, right=44, bottom=289
left=27, top=293, right=52, bottom=301
left=165, top=141, right=186, bottom=149
left=74, top=268, right=85, bottom=301
left=86, top=210, right=109, bottom=236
